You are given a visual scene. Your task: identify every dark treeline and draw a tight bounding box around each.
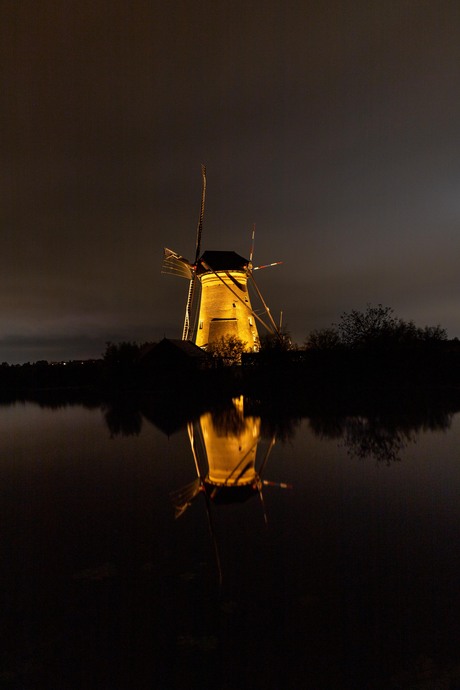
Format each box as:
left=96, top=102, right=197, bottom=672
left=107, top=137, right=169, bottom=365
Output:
left=1, top=305, right=459, bottom=397
left=242, top=343, right=460, bottom=398
left=305, top=303, right=450, bottom=351
left=1, top=340, right=460, bottom=399
left=244, top=304, right=460, bottom=398
left=0, top=359, right=104, bottom=399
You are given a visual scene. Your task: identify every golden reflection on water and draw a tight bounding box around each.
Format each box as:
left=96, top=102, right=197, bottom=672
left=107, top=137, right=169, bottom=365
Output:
left=198, top=395, right=260, bottom=487
left=171, top=395, right=282, bottom=518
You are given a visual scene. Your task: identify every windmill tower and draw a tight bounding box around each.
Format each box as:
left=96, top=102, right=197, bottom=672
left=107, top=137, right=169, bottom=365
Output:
left=162, top=165, right=282, bottom=351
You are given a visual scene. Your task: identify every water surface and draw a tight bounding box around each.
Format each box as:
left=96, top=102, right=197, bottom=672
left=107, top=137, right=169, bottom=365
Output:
left=1, top=396, right=459, bottom=689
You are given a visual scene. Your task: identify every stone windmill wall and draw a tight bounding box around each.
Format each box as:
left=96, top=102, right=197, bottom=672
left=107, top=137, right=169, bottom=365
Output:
left=195, top=269, right=259, bottom=350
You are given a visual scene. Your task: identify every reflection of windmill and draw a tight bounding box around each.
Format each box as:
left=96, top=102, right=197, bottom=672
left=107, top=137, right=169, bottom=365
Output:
left=170, top=396, right=291, bottom=583
left=171, top=399, right=274, bottom=515
left=162, top=165, right=282, bottom=350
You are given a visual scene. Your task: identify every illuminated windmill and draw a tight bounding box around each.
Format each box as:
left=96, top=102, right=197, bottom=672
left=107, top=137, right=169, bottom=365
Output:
left=162, top=165, right=282, bottom=351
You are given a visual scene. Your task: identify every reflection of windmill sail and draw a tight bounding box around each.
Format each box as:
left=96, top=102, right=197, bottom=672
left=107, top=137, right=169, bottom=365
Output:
left=171, top=397, right=289, bottom=584
left=162, top=166, right=283, bottom=348
left=170, top=478, right=202, bottom=519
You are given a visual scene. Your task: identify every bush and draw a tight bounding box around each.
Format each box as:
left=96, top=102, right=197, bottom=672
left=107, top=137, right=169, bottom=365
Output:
left=259, top=328, right=294, bottom=352
left=305, top=327, right=341, bottom=351
left=207, top=335, right=247, bottom=366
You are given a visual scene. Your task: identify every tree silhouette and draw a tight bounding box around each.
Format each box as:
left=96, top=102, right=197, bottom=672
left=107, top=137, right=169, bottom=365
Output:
left=305, top=304, right=447, bottom=351
left=259, top=328, right=294, bottom=351
left=207, top=335, right=247, bottom=366
left=336, top=304, right=398, bottom=348
left=305, top=327, right=341, bottom=350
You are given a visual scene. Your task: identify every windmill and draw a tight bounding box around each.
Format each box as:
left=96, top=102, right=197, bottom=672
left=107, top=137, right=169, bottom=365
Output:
left=162, top=166, right=282, bottom=350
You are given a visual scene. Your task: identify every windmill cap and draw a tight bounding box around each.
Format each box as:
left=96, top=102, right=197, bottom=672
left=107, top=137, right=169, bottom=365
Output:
left=197, top=250, right=250, bottom=274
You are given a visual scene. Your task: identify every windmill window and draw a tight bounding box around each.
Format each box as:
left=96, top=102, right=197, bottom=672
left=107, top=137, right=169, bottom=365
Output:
left=199, top=321, right=203, bottom=329
left=232, top=302, right=236, bottom=308
left=248, top=317, right=253, bottom=326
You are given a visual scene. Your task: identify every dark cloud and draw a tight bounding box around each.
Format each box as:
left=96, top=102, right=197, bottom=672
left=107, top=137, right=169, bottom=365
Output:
left=1, top=1, right=460, bottom=362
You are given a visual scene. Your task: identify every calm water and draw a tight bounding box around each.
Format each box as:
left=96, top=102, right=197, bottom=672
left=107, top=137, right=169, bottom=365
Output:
left=1, top=396, right=460, bottom=689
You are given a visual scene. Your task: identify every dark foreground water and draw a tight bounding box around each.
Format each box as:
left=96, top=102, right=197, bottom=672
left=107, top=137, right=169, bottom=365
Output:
left=1, top=394, right=460, bottom=689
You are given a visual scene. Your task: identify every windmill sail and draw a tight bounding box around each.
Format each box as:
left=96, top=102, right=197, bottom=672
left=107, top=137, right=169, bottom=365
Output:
left=194, top=164, right=206, bottom=264
left=182, top=164, right=207, bottom=341
left=161, top=249, right=193, bottom=279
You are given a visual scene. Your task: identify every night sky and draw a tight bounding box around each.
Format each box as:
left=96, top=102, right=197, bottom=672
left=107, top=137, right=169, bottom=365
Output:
left=2, top=1, right=460, bottom=363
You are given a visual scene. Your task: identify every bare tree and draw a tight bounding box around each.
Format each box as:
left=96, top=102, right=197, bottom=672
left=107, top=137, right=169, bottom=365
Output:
left=207, top=335, right=247, bottom=366
left=259, top=328, right=295, bottom=352
left=336, top=304, right=399, bottom=348
left=305, top=304, right=447, bottom=351
left=305, top=327, right=341, bottom=350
